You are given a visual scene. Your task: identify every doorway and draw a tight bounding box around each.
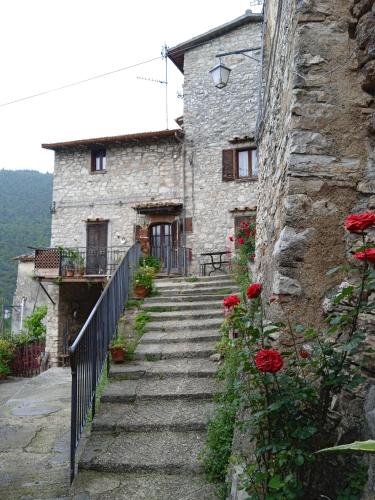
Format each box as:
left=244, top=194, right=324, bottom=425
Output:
left=150, top=222, right=179, bottom=273
left=86, top=221, right=108, bottom=274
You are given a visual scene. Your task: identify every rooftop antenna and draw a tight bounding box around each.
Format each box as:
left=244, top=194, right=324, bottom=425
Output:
left=136, top=43, right=169, bottom=129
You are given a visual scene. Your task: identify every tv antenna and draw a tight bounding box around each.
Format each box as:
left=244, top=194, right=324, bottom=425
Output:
left=136, top=44, right=169, bottom=129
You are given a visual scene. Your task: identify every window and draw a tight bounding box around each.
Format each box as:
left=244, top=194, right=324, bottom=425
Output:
left=91, top=149, right=106, bottom=172
left=222, top=148, right=258, bottom=181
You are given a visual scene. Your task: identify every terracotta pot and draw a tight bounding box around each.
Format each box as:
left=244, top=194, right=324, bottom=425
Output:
left=110, top=347, right=126, bottom=363
left=134, top=285, right=149, bottom=298
left=0, top=373, right=7, bottom=380
left=65, top=268, right=74, bottom=277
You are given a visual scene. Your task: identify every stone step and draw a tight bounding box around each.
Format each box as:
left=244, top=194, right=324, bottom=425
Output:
left=133, top=341, right=216, bottom=360
left=142, top=300, right=223, bottom=311
left=71, top=470, right=218, bottom=500
left=109, top=359, right=218, bottom=380
left=157, top=285, right=237, bottom=296
left=145, top=317, right=222, bottom=332
left=155, top=280, right=235, bottom=291
left=141, top=329, right=220, bottom=344
left=102, top=377, right=222, bottom=403
left=156, top=273, right=233, bottom=283
left=79, top=429, right=206, bottom=474
left=92, top=399, right=216, bottom=432
left=145, top=293, right=229, bottom=303
left=147, top=309, right=223, bottom=321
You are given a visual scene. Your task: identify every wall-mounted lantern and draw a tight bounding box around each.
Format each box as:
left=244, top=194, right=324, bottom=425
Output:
left=209, top=47, right=261, bottom=89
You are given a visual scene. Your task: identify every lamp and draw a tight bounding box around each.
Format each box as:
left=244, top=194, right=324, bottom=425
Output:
left=209, top=61, right=232, bottom=89
left=209, top=47, right=261, bottom=89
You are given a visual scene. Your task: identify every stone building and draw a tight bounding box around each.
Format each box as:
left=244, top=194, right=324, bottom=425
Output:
left=252, top=0, right=375, bottom=496
left=15, top=11, right=263, bottom=364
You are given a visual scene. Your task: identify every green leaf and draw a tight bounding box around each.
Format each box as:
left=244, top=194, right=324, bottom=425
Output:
left=268, top=475, right=284, bottom=490
left=317, top=440, right=375, bottom=454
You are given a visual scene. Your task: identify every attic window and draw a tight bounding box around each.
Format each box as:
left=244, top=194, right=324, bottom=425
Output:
left=91, top=149, right=106, bottom=172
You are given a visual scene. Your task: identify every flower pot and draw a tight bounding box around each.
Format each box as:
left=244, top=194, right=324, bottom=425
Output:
left=110, top=347, right=126, bottom=363
left=134, top=285, right=149, bottom=298
left=65, top=268, right=74, bottom=277
left=0, top=373, right=8, bottom=380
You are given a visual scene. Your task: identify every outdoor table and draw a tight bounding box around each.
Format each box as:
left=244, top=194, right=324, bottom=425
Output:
left=200, top=251, right=231, bottom=276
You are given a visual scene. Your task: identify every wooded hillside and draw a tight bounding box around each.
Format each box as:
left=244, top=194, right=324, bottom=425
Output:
left=0, top=169, right=52, bottom=305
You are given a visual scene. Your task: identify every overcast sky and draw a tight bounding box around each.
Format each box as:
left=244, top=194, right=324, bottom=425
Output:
left=0, top=1, right=262, bottom=173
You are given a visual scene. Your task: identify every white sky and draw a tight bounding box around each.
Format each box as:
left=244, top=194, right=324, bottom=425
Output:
left=0, top=1, right=262, bottom=173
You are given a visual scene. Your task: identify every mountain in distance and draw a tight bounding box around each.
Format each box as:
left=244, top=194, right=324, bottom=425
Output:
left=0, top=169, right=53, bottom=306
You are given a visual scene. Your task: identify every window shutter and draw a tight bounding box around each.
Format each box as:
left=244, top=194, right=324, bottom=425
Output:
left=134, top=225, right=142, bottom=242
left=222, top=150, right=235, bottom=182
left=184, top=217, right=193, bottom=232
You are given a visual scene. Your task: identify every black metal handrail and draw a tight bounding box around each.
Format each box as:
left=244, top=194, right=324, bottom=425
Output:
left=69, top=242, right=141, bottom=483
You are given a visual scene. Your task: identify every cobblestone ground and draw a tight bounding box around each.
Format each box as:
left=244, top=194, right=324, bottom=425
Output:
left=0, top=367, right=71, bottom=500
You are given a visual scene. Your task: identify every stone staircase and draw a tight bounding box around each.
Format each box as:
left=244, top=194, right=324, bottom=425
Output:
left=71, top=274, right=238, bottom=500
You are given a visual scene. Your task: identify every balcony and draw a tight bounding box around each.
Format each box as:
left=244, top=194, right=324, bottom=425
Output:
left=34, top=246, right=129, bottom=280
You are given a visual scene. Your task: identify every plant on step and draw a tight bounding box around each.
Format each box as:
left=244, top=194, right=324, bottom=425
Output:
left=139, top=255, right=162, bottom=273
left=109, top=336, right=128, bottom=363
left=133, top=265, right=155, bottom=297
left=202, top=212, right=375, bottom=498
left=185, top=276, right=199, bottom=283
left=134, top=310, right=151, bottom=337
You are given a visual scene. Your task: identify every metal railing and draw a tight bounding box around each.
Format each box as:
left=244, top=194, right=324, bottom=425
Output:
left=34, top=246, right=128, bottom=278
left=69, top=242, right=141, bottom=483
left=150, top=245, right=192, bottom=275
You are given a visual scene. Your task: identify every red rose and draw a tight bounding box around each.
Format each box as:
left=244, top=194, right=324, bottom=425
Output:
left=345, top=212, right=375, bottom=232
left=223, top=294, right=241, bottom=308
left=246, top=283, right=262, bottom=299
left=255, top=349, right=283, bottom=374
left=354, top=248, right=375, bottom=262
left=229, top=236, right=234, bottom=242
left=240, top=222, right=249, bottom=229
left=237, top=236, right=245, bottom=245
left=244, top=228, right=252, bottom=237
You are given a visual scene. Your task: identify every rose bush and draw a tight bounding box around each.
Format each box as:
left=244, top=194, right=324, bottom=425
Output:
left=202, top=213, right=373, bottom=498
left=246, top=283, right=262, bottom=299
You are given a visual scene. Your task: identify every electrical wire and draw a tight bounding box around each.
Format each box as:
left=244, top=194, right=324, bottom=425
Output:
left=0, top=55, right=162, bottom=108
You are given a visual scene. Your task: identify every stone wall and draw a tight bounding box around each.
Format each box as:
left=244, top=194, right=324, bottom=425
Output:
left=51, top=137, right=183, bottom=250
left=183, top=21, right=262, bottom=264
left=256, top=0, right=372, bottom=327
left=12, top=258, right=48, bottom=333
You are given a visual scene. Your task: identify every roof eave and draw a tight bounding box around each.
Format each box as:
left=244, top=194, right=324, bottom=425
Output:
left=167, top=11, right=263, bottom=73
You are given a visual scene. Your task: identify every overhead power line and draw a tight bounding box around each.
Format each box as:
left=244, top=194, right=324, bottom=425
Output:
left=0, top=55, right=162, bottom=108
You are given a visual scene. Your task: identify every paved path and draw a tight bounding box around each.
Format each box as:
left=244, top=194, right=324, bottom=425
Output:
left=72, top=275, right=237, bottom=500
left=0, top=367, right=71, bottom=499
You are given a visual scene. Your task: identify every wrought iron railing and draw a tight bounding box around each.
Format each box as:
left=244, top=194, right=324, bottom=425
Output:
left=150, top=245, right=192, bottom=275
left=69, top=242, right=141, bottom=483
left=34, top=246, right=128, bottom=278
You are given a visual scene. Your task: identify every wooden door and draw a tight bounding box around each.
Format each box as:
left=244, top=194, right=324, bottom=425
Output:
left=86, top=222, right=108, bottom=274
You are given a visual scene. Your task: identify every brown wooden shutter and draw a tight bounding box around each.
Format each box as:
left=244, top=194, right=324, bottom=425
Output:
left=222, top=149, right=235, bottom=181
left=184, top=217, right=193, bottom=232
left=134, top=225, right=142, bottom=242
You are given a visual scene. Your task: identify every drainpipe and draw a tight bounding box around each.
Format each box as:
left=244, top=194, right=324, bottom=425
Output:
left=174, top=131, right=187, bottom=274
left=19, top=296, right=26, bottom=332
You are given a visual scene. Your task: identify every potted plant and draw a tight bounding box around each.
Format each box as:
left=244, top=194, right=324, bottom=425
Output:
left=133, top=266, right=154, bottom=298
left=74, top=253, right=85, bottom=277
left=109, top=337, right=127, bottom=363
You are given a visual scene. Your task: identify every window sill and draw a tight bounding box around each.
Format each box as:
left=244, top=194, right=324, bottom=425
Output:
left=235, top=176, right=258, bottom=183
left=90, top=170, right=107, bottom=175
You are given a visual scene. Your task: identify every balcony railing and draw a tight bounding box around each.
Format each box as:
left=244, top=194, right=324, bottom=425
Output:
left=34, top=246, right=129, bottom=278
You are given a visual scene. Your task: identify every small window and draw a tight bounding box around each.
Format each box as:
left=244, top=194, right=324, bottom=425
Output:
left=91, top=149, right=106, bottom=172
left=236, top=149, right=257, bottom=178
left=222, top=148, right=258, bottom=181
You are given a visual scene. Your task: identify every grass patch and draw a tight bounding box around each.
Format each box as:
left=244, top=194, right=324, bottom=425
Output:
left=126, top=298, right=143, bottom=309
left=185, top=276, right=199, bottom=283
left=144, top=306, right=172, bottom=313
left=87, top=366, right=109, bottom=424
left=144, top=353, right=160, bottom=362
left=213, top=288, right=233, bottom=295
left=134, top=310, right=151, bottom=336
